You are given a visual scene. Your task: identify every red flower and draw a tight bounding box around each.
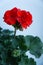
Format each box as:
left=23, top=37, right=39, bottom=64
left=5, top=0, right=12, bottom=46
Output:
left=3, top=7, right=18, bottom=25
left=17, top=10, right=32, bottom=28
left=3, top=7, right=32, bottom=29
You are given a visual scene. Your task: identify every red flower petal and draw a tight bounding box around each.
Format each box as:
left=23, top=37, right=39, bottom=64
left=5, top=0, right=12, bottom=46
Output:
left=3, top=7, right=18, bottom=25
left=17, top=10, right=32, bottom=28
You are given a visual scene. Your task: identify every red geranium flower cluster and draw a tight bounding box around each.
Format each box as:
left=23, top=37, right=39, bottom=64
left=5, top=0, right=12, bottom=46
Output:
left=3, top=7, right=32, bottom=29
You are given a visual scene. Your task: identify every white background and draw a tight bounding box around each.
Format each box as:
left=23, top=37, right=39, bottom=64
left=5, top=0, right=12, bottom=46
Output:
left=0, top=0, right=43, bottom=65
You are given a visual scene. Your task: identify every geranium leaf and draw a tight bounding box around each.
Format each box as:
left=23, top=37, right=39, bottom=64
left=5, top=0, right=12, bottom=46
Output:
left=29, top=36, right=42, bottom=58
left=25, top=36, right=42, bottom=58
left=24, top=35, right=34, bottom=49
left=19, top=55, right=36, bottom=65
left=17, top=35, right=27, bottom=51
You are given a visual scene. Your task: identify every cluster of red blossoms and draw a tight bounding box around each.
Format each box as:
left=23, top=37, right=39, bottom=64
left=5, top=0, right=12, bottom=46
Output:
left=3, top=7, right=32, bottom=29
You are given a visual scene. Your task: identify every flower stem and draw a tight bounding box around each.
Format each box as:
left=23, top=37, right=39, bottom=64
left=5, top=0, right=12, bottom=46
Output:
left=14, top=28, right=16, bottom=37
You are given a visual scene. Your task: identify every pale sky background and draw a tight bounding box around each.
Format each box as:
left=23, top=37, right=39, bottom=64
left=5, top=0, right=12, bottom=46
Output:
left=0, top=0, right=43, bottom=65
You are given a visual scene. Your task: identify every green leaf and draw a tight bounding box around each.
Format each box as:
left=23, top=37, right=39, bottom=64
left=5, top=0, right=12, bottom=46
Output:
left=0, top=44, right=7, bottom=65
left=11, top=37, right=19, bottom=49
left=19, top=55, right=36, bottom=65
left=40, top=42, right=43, bottom=54
left=24, top=36, right=43, bottom=58
left=17, top=35, right=27, bottom=51
left=29, top=36, right=42, bottom=58
left=2, top=29, right=13, bottom=35
left=25, top=35, right=34, bottom=49
left=0, top=27, right=2, bottom=31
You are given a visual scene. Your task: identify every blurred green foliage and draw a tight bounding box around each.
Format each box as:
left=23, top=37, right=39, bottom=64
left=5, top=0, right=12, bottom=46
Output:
left=0, top=27, right=43, bottom=65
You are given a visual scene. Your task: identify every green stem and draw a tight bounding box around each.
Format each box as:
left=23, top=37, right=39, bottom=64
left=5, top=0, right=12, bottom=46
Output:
left=14, top=28, right=16, bottom=37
